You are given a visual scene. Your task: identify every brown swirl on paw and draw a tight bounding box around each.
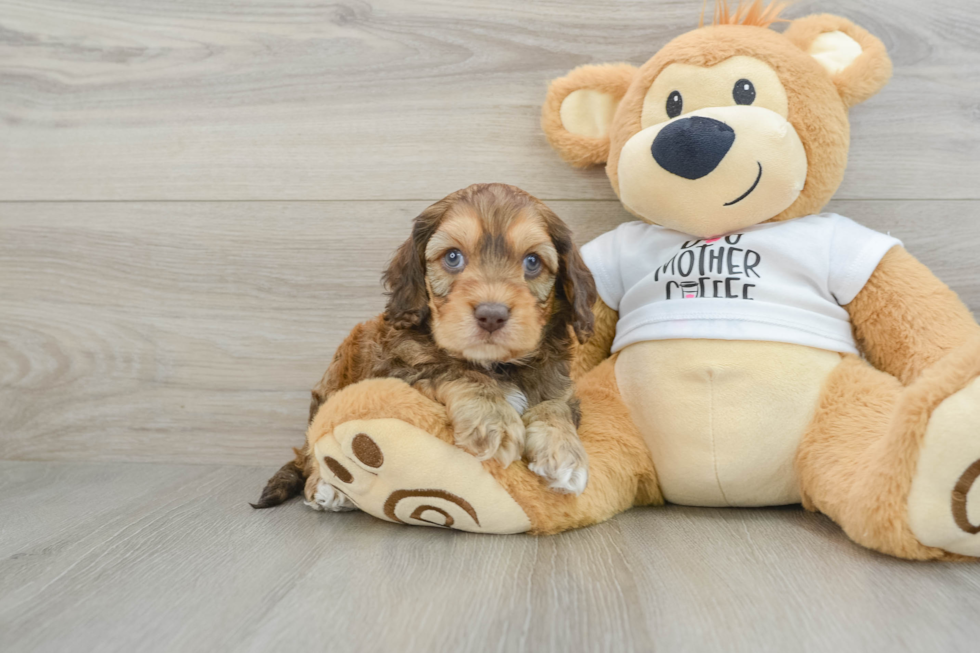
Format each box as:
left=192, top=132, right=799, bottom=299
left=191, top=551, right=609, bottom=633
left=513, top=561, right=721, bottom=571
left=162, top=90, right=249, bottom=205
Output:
left=409, top=506, right=454, bottom=528
left=383, top=489, right=479, bottom=527
left=952, top=458, right=980, bottom=535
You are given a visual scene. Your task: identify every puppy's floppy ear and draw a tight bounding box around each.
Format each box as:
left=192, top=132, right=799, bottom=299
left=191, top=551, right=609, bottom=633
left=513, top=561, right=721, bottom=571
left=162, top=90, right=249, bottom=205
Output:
left=544, top=209, right=597, bottom=342
left=542, top=63, right=637, bottom=168
left=383, top=199, right=449, bottom=328
left=784, top=14, right=892, bottom=108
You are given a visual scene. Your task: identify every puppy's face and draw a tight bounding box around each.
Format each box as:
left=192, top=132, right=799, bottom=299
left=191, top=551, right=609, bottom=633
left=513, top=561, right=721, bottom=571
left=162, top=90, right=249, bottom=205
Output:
left=424, top=203, right=559, bottom=363
left=384, top=184, right=596, bottom=364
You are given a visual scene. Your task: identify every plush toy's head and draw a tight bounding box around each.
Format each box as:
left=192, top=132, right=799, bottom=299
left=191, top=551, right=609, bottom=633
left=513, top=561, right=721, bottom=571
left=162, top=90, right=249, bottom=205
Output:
left=542, top=0, right=892, bottom=238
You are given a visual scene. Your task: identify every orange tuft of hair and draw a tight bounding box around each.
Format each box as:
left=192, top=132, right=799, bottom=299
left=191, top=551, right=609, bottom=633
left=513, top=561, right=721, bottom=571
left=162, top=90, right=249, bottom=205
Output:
left=699, top=0, right=790, bottom=28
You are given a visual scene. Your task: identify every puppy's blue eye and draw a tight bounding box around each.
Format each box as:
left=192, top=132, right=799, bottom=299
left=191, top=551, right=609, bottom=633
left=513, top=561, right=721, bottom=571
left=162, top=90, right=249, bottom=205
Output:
left=523, top=253, right=543, bottom=278
left=443, top=248, right=465, bottom=272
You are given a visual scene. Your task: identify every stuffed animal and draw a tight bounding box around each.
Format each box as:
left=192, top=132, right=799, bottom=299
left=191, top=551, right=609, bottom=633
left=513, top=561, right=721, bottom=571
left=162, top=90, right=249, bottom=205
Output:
left=300, top=0, right=980, bottom=560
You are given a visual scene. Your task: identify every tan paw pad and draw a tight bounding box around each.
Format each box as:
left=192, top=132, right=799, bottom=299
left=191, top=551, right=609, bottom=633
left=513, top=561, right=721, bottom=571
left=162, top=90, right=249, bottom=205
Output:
left=312, top=419, right=531, bottom=534
left=908, top=377, right=980, bottom=557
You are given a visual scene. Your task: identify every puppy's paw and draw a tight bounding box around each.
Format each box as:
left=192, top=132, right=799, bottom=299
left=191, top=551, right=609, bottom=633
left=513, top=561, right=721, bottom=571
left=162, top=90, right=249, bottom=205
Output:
left=304, top=479, right=356, bottom=512
left=525, top=420, right=589, bottom=495
left=452, top=400, right=525, bottom=467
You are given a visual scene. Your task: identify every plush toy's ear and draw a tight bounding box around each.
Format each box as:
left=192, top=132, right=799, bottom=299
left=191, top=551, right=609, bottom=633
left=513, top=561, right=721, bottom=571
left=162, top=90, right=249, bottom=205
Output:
left=783, top=14, right=893, bottom=108
left=542, top=63, right=636, bottom=167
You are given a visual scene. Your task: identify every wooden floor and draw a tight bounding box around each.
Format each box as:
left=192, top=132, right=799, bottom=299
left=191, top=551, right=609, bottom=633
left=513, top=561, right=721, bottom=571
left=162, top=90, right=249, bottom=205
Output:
left=2, top=460, right=979, bottom=653
left=2, top=1, right=980, bottom=651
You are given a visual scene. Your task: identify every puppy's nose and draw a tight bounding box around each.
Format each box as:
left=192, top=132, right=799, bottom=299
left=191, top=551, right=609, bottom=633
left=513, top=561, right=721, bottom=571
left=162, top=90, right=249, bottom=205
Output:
left=651, top=116, right=735, bottom=180
left=474, top=303, right=510, bottom=333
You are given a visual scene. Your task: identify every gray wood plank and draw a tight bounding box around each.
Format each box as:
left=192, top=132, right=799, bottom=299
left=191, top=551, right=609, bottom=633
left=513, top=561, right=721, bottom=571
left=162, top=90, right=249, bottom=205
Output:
left=613, top=507, right=980, bottom=652
left=0, top=461, right=208, bottom=556
left=0, top=0, right=977, bottom=201
left=1, top=461, right=977, bottom=653
left=3, top=199, right=979, bottom=465
left=0, top=461, right=351, bottom=653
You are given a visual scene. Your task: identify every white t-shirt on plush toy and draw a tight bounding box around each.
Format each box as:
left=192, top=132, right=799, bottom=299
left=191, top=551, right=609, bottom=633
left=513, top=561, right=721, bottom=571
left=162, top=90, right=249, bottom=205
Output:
left=580, top=213, right=901, bottom=355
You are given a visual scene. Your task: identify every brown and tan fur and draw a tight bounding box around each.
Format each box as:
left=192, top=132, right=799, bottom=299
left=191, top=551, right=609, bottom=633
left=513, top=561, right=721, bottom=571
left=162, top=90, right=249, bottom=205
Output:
left=253, top=183, right=597, bottom=509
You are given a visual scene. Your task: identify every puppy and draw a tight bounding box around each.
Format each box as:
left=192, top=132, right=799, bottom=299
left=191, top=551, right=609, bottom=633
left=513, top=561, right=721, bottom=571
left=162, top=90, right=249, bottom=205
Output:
left=252, top=183, right=597, bottom=512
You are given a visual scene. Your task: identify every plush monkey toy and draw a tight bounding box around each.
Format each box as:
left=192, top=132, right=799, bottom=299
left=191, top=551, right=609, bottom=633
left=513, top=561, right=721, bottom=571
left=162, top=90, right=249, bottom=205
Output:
left=299, top=1, right=980, bottom=560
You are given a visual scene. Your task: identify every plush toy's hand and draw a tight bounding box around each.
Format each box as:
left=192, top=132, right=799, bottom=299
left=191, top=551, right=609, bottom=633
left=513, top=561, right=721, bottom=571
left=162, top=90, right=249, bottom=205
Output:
left=450, top=396, right=525, bottom=467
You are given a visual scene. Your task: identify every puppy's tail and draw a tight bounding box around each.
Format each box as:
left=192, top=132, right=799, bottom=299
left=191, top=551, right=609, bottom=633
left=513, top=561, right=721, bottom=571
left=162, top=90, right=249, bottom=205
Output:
left=250, top=448, right=308, bottom=509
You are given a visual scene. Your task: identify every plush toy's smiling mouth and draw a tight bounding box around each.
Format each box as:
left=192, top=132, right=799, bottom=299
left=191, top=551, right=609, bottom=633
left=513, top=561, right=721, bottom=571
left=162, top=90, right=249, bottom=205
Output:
left=724, top=162, right=763, bottom=206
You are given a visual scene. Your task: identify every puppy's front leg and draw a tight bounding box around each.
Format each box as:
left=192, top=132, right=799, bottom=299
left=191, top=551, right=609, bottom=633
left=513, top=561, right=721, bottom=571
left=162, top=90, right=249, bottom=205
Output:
left=524, top=399, right=589, bottom=495
left=433, top=377, right=525, bottom=467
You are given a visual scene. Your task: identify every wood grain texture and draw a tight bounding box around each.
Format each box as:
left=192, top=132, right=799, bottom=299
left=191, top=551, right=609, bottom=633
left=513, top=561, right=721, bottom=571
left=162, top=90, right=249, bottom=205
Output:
left=1, top=0, right=978, bottom=201
left=1, top=461, right=978, bottom=653
left=2, top=1, right=979, bottom=650
left=2, top=199, right=978, bottom=465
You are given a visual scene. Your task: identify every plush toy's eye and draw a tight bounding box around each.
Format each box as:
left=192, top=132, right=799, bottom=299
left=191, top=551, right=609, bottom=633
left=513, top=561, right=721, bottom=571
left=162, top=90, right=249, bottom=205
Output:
left=666, top=90, right=683, bottom=119
left=733, top=79, right=756, bottom=105
left=443, top=248, right=466, bottom=272
left=523, top=253, right=543, bottom=278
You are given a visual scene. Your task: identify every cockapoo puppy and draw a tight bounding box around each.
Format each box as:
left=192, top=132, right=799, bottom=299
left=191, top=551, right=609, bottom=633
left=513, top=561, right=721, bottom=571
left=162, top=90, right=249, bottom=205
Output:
left=253, top=183, right=597, bottom=512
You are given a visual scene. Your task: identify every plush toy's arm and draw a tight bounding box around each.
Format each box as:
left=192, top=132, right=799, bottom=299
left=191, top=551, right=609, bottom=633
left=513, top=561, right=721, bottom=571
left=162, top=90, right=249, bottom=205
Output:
left=846, top=246, right=980, bottom=384
left=570, top=298, right=618, bottom=380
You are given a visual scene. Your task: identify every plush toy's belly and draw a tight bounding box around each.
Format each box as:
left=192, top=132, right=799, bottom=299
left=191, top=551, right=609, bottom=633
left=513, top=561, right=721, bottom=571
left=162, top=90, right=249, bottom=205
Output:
left=615, top=339, right=842, bottom=507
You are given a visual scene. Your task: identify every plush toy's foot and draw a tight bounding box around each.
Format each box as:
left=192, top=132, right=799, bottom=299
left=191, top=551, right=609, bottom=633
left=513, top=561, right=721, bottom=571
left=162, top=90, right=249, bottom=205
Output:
left=312, top=418, right=532, bottom=534
left=908, top=376, right=980, bottom=557
left=798, top=351, right=980, bottom=560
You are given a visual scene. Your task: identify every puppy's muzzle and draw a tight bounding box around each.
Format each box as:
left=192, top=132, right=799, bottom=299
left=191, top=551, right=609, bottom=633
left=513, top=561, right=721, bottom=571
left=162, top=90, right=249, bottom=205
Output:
left=474, top=302, right=510, bottom=334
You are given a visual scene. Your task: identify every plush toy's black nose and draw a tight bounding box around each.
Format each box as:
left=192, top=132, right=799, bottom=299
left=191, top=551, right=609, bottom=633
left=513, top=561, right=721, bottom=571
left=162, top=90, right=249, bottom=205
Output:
left=474, top=302, right=510, bottom=333
left=651, top=116, right=735, bottom=180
